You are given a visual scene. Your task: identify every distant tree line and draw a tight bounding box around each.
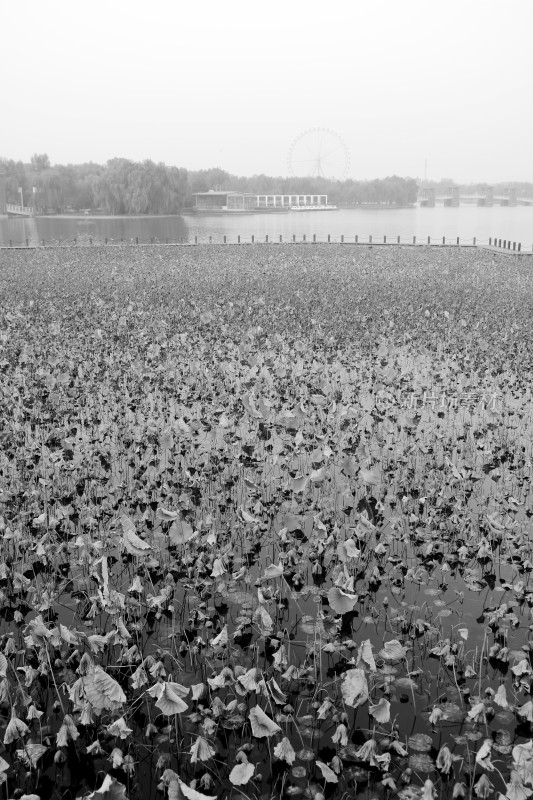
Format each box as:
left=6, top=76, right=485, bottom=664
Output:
left=2, top=154, right=530, bottom=214
left=0, top=155, right=189, bottom=215
left=189, top=170, right=419, bottom=207
left=0, top=155, right=420, bottom=213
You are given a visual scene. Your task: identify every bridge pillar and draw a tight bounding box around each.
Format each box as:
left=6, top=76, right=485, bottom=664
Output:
left=443, top=187, right=459, bottom=207
left=0, top=173, right=6, bottom=219
left=477, top=186, right=494, bottom=208
left=420, top=187, right=435, bottom=207
left=498, top=188, right=516, bottom=206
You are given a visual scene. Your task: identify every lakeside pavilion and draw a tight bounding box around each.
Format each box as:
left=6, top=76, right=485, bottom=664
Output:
left=193, top=190, right=329, bottom=211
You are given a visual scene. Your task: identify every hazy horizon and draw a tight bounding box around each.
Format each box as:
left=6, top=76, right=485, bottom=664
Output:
left=4, top=0, right=532, bottom=184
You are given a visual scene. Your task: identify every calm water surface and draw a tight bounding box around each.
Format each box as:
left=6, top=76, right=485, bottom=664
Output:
left=1, top=205, right=532, bottom=247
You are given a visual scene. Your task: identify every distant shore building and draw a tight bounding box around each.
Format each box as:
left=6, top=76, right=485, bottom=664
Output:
left=192, top=190, right=331, bottom=212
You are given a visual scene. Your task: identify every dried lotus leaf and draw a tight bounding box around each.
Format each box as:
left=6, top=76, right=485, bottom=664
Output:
left=408, top=752, right=435, bottom=772
left=408, top=733, right=433, bottom=752
left=292, top=766, right=307, bottom=779
left=82, top=667, right=126, bottom=711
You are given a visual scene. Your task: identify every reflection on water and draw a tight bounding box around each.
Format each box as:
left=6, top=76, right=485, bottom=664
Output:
left=1, top=206, right=532, bottom=247
left=0, top=215, right=189, bottom=246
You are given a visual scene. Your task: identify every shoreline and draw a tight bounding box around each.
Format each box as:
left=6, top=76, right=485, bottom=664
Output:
left=30, top=213, right=184, bottom=220
left=1, top=241, right=529, bottom=255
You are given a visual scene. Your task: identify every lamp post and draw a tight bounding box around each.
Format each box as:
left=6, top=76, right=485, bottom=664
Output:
left=18, top=186, right=23, bottom=210
left=32, top=186, right=36, bottom=215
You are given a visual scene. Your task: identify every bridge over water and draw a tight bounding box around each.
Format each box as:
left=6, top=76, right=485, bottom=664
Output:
left=418, top=187, right=532, bottom=207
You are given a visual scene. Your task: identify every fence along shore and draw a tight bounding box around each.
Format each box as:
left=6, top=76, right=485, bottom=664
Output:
left=0, top=234, right=529, bottom=252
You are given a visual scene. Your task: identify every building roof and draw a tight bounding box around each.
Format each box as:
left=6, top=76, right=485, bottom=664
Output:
left=192, top=190, right=255, bottom=197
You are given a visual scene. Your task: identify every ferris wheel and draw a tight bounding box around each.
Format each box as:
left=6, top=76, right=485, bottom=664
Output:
left=287, top=128, right=350, bottom=180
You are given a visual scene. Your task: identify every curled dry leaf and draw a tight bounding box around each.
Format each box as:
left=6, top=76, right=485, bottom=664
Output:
left=263, top=563, right=284, bottom=580
left=82, top=667, right=127, bottom=711
left=86, top=775, right=129, bottom=800
left=154, top=683, right=189, bottom=715
left=176, top=778, right=217, bottom=800
left=15, top=743, right=47, bottom=769
left=249, top=705, right=281, bottom=738
left=369, top=698, right=391, bottom=724
left=357, top=639, right=377, bottom=671
left=379, top=640, right=407, bottom=660
left=341, top=668, right=369, bottom=708
left=316, top=760, right=339, bottom=783
left=327, top=587, right=358, bottom=614
left=119, top=515, right=151, bottom=556
left=169, top=519, right=196, bottom=546
left=274, top=736, right=296, bottom=765
left=229, top=759, right=255, bottom=786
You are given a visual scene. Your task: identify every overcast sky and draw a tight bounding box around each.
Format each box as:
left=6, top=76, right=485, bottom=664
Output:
left=4, top=0, right=532, bottom=182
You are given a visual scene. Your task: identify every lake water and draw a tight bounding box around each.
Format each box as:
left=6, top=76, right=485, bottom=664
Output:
left=1, top=204, right=532, bottom=248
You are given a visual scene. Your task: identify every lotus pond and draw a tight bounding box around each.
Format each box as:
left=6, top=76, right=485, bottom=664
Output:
left=1, top=244, right=533, bottom=800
